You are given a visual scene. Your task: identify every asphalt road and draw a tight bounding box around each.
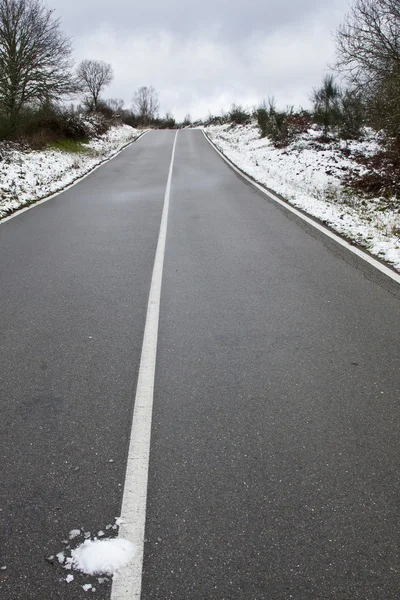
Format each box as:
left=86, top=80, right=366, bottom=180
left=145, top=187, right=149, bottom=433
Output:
left=1, top=129, right=399, bottom=599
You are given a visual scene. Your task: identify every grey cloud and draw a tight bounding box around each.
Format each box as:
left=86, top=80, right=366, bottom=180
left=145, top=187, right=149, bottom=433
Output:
left=48, top=0, right=350, bottom=119
left=51, top=0, right=347, bottom=41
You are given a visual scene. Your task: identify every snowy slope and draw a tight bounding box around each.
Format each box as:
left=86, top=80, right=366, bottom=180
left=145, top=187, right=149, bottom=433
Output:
left=0, top=125, right=142, bottom=219
left=205, top=122, right=400, bottom=272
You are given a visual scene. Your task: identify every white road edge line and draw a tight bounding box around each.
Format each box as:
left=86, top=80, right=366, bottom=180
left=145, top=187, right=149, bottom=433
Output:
left=111, top=131, right=178, bottom=600
left=202, top=129, right=400, bottom=286
left=0, top=130, right=149, bottom=225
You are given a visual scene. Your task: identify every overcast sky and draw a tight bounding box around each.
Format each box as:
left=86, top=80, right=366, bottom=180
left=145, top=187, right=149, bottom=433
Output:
left=50, top=0, right=351, bottom=120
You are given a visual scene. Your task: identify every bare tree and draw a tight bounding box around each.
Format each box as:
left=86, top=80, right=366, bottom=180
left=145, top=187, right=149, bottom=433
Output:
left=76, top=59, right=113, bottom=112
left=132, top=86, right=159, bottom=124
left=335, top=0, right=400, bottom=89
left=0, top=0, right=74, bottom=129
left=335, top=0, right=400, bottom=139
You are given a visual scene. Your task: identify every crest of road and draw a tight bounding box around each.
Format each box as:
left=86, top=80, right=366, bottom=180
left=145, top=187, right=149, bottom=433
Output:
left=0, top=130, right=399, bottom=599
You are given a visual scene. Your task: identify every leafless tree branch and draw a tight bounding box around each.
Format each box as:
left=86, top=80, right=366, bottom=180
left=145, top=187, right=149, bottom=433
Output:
left=335, top=0, right=400, bottom=90
left=335, top=0, right=400, bottom=141
left=132, top=86, right=159, bottom=124
left=76, top=59, right=113, bottom=112
left=0, top=0, right=75, bottom=128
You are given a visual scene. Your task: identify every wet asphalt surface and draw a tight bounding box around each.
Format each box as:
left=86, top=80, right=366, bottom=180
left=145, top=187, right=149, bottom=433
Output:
left=1, top=130, right=399, bottom=599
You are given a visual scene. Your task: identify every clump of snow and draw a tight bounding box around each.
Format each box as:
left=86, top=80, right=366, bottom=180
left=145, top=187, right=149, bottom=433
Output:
left=0, top=125, right=142, bottom=219
left=70, top=538, right=135, bottom=576
left=205, top=122, right=400, bottom=271
left=54, top=522, right=134, bottom=592
left=69, top=529, right=81, bottom=540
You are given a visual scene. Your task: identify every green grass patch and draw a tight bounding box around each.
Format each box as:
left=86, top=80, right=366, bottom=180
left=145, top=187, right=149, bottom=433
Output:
left=48, top=138, right=89, bottom=153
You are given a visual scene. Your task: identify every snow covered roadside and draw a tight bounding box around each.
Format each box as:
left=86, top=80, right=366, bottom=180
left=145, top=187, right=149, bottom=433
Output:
left=205, top=123, right=400, bottom=272
left=0, top=125, right=143, bottom=219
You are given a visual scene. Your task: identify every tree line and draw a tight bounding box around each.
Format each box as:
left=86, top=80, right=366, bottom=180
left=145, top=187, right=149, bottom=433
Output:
left=0, top=0, right=177, bottom=140
left=0, top=0, right=399, bottom=162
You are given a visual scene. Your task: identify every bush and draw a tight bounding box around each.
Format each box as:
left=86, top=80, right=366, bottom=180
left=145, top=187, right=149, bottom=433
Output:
left=256, top=99, right=297, bottom=147
left=158, top=112, right=176, bottom=129
left=0, top=114, right=14, bottom=139
left=0, top=101, right=113, bottom=146
left=312, top=75, right=341, bottom=137
left=338, top=89, right=365, bottom=139
left=95, top=100, right=115, bottom=120
left=228, top=104, right=250, bottom=125
left=366, top=75, right=400, bottom=147
left=14, top=104, right=87, bottom=145
left=344, top=147, right=400, bottom=201
left=121, top=110, right=138, bottom=128
left=286, top=111, right=312, bottom=136
left=203, top=113, right=227, bottom=126
left=256, top=106, right=269, bottom=138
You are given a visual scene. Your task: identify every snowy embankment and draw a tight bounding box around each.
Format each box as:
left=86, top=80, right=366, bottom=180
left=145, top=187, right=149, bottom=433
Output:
left=205, top=123, right=400, bottom=272
left=0, top=125, right=142, bottom=219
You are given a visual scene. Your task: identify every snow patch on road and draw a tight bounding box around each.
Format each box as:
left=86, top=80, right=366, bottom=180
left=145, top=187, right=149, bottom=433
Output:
left=205, top=122, right=400, bottom=272
left=53, top=518, right=134, bottom=592
left=71, top=538, right=135, bottom=576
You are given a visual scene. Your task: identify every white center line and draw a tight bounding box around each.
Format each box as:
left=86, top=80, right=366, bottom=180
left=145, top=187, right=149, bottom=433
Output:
left=111, top=131, right=178, bottom=600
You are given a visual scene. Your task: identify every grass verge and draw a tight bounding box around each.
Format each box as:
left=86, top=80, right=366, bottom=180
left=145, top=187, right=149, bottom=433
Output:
left=48, top=139, right=89, bottom=153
